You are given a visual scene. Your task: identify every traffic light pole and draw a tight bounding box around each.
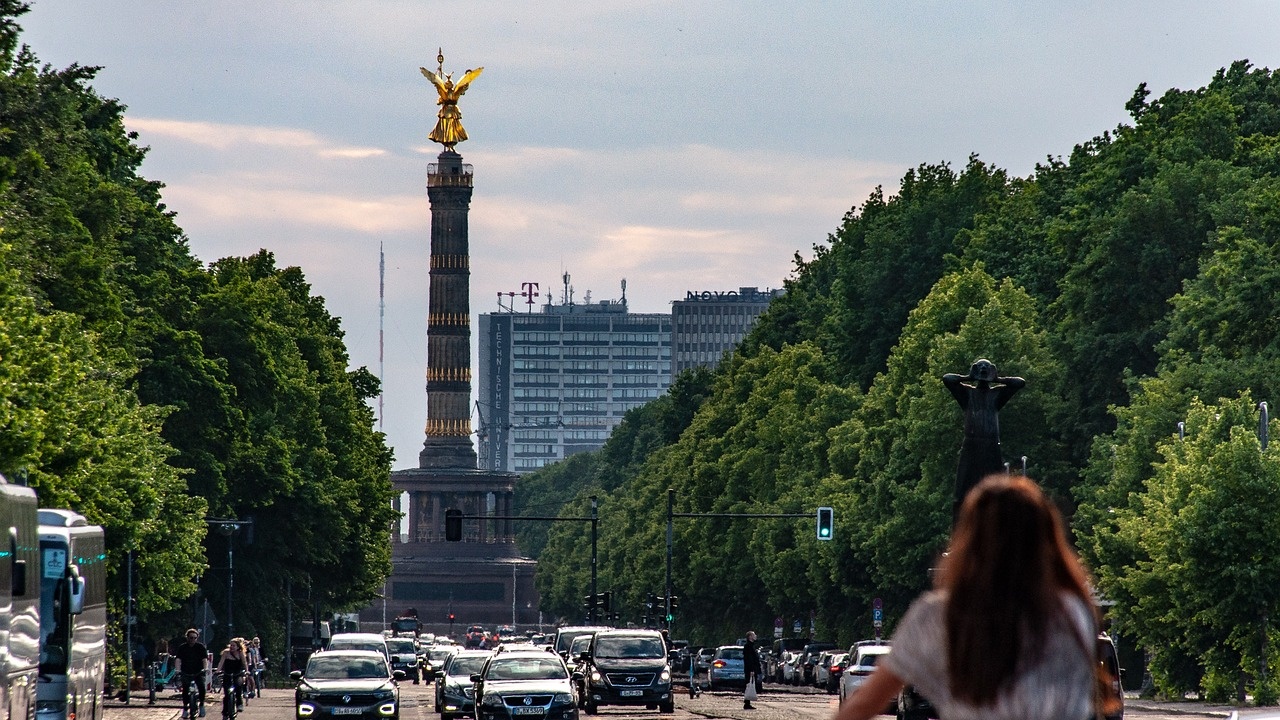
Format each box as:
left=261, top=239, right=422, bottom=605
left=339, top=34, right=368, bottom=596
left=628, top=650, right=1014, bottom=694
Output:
left=447, top=497, right=599, bottom=621
left=665, top=488, right=830, bottom=631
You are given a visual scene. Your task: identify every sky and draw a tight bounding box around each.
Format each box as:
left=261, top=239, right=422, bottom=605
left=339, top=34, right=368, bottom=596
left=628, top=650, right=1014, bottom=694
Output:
left=16, top=2, right=1280, bottom=470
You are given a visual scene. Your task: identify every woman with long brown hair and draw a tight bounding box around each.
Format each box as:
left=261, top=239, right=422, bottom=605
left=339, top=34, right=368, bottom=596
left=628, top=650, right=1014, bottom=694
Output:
left=833, top=475, right=1097, bottom=720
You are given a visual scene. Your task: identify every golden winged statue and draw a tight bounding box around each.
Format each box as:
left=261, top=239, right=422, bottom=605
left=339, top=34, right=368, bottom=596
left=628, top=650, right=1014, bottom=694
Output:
left=421, top=49, right=483, bottom=149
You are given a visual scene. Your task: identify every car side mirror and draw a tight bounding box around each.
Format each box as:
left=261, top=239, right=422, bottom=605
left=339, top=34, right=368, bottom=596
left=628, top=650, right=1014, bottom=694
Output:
left=572, top=672, right=583, bottom=681
left=393, top=670, right=406, bottom=681
left=434, top=670, right=444, bottom=679
left=470, top=674, right=482, bottom=683
left=577, top=652, right=591, bottom=662
left=290, top=670, right=302, bottom=681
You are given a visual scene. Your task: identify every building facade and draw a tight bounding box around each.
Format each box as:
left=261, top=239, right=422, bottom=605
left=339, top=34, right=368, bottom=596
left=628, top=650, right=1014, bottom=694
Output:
left=478, top=299, right=672, bottom=473
left=670, top=287, right=783, bottom=380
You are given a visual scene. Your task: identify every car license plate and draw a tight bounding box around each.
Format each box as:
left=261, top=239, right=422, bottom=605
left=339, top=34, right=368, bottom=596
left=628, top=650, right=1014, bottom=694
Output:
left=332, top=708, right=363, bottom=715
left=620, top=690, right=643, bottom=697
left=513, top=708, right=544, bottom=715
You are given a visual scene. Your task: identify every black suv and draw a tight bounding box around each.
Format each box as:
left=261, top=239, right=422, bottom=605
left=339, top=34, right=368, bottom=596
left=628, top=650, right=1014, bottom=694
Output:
left=293, top=650, right=404, bottom=720
left=471, top=648, right=578, bottom=720
left=576, top=629, right=673, bottom=714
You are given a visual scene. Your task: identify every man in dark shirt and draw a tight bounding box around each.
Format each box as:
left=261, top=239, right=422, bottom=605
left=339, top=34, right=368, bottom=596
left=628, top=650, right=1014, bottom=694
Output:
left=174, top=628, right=209, bottom=718
left=742, top=630, right=761, bottom=709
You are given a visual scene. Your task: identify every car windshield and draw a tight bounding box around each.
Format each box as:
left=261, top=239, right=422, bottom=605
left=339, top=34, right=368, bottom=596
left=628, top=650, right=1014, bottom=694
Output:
left=332, top=642, right=384, bottom=654
left=857, top=653, right=882, bottom=667
left=429, top=647, right=457, bottom=663
left=595, top=637, right=666, bottom=659
left=717, top=648, right=743, bottom=660
left=485, top=657, right=568, bottom=681
left=307, top=656, right=387, bottom=680
left=448, top=656, right=489, bottom=677
left=386, top=640, right=415, bottom=653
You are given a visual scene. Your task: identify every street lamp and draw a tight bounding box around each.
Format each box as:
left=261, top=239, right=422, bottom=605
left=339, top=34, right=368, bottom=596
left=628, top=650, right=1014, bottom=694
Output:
left=207, top=518, right=251, bottom=643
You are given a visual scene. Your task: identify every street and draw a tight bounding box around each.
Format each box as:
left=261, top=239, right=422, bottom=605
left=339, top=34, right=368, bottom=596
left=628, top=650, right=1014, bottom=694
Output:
left=105, top=678, right=1234, bottom=720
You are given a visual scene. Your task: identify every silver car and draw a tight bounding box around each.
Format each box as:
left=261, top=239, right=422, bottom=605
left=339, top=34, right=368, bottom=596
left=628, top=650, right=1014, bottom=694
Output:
left=707, top=646, right=746, bottom=691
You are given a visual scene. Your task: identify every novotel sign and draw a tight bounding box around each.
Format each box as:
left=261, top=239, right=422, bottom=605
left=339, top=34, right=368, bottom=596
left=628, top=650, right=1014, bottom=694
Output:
left=683, top=288, right=781, bottom=302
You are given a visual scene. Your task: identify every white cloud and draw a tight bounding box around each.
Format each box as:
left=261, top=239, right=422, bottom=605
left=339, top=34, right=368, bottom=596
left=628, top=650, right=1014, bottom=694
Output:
left=127, top=117, right=386, bottom=159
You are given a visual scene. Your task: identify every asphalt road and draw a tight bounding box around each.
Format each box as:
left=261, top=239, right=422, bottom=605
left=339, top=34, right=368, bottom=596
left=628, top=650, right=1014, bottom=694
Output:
left=105, top=678, right=1235, bottom=720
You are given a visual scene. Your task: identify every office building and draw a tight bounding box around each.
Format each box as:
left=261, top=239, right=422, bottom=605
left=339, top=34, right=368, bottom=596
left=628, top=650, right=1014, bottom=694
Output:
left=671, top=286, right=783, bottom=380
left=478, top=294, right=672, bottom=473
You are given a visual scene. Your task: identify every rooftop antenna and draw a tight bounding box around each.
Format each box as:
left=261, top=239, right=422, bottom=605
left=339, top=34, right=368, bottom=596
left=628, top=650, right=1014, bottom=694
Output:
left=620, top=278, right=627, bottom=306
left=562, top=272, right=571, bottom=306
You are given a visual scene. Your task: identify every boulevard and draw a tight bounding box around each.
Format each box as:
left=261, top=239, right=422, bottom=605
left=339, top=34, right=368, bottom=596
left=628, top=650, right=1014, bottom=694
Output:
left=105, top=679, right=1234, bottom=720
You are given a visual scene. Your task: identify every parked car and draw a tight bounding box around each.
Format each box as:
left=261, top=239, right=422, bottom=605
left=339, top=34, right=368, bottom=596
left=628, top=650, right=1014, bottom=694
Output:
left=694, top=647, right=715, bottom=675
left=471, top=648, right=578, bottom=720
left=434, top=649, right=492, bottom=720
left=838, top=643, right=891, bottom=706
left=812, top=650, right=839, bottom=689
left=769, top=639, right=808, bottom=683
left=824, top=652, right=849, bottom=694
left=575, top=629, right=674, bottom=714
left=781, top=651, right=805, bottom=685
left=799, top=642, right=837, bottom=685
left=293, top=649, right=403, bottom=720
left=897, top=684, right=935, bottom=720
left=707, top=646, right=746, bottom=691
left=1097, top=633, right=1124, bottom=720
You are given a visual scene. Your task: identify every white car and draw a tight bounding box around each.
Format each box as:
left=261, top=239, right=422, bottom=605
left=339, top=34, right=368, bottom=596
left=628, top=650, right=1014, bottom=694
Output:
left=838, top=643, right=892, bottom=705
left=781, top=651, right=805, bottom=685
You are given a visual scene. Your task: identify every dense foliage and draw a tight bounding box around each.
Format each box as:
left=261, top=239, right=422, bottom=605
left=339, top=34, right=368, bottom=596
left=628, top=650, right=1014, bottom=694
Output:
left=520, top=60, right=1280, bottom=701
left=0, top=0, right=394, bottom=661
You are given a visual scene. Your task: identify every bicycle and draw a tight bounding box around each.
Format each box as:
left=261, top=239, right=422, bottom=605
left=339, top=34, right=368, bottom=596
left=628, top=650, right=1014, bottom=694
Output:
left=221, top=672, right=248, bottom=719
left=182, top=677, right=202, bottom=720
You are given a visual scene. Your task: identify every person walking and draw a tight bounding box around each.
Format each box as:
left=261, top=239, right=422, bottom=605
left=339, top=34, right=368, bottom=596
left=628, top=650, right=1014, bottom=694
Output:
left=833, top=475, right=1098, bottom=720
left=174, top=629, right=209, bottom=719
left=742, top=630, right=761, bottom=710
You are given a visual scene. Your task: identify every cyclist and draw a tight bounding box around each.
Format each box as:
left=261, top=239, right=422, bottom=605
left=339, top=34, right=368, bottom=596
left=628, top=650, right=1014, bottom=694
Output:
left=174, top=629, right=209, bottom=719
left=249, top=637, right=266, bottom=697
left=216, top=638, right=248, bottom=715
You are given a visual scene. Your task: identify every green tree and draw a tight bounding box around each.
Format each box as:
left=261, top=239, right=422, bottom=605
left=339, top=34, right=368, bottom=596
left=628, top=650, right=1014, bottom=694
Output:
left=1107, top=396, right=1280, bottom=703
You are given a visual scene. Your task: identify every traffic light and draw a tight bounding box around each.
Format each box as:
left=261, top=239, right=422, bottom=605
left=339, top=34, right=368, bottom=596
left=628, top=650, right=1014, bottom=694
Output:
left=445, top=508, right=463, bottom=542
left=816, top=506, right=834, bottom=541
left=600, top=591, right=613, bottom=613
left=448, top=613, right=455, bottom=621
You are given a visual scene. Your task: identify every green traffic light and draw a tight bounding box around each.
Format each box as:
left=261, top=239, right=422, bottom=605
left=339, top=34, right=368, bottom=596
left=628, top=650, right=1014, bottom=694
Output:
left=665, top=614, right=674, bottom=622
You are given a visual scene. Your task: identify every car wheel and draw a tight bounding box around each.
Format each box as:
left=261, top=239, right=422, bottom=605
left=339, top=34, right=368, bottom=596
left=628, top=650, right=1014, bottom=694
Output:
left=582, top=701, right=597, bottom=716
left=659, top=701, right=674, bottom=714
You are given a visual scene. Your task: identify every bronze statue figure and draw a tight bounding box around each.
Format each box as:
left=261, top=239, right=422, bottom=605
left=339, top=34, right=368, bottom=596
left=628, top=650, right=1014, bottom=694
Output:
left=942, top=359, right=1025, bottom=519
left=421, top=49, right=483, bottom=149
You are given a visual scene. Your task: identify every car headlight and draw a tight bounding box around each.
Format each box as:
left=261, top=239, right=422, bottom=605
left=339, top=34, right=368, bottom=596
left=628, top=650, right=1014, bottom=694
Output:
left=375, top=690, right=396, bottom=701
left=589, top=670, right=602, bottom=683
left=552, top=693, right=574, bottom=706
left=660, top=668, right=671, bottom=683
left=481, top=694, right=505, bottom=708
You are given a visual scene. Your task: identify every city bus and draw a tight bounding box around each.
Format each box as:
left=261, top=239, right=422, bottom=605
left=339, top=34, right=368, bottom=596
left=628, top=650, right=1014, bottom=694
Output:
left=36, top=509, right=106, bottom=720
left=1, top=477, right=40, bottom=720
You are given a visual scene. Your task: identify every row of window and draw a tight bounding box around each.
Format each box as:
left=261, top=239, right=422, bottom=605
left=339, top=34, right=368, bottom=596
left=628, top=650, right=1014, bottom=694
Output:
left=513, top=360, right=670, bottom=371
left=513, top=374, right=661, bottom=387
left=514, top=346, right=668, bottom=358
left=511, top=331, right=667, bottom=343
left=513, top=387, right=662, bottom=400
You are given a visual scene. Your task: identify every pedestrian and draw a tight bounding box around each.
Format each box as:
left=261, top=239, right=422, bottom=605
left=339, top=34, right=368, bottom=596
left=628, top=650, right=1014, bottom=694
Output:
left=742, top=630, right=761, bottom=710
left=833, top=475, right=1099, bottom=720
left=174, top=628, right=209, bottom=718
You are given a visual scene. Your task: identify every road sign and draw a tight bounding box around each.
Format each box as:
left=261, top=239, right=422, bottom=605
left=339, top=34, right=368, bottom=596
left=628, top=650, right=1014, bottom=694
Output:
left=793, top=619, right=802, bottom=634
left=873, top=608, right=883, bottom=623
left=873, top=597, right=883, bottom=610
